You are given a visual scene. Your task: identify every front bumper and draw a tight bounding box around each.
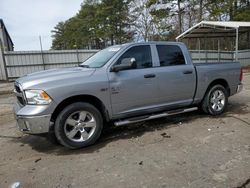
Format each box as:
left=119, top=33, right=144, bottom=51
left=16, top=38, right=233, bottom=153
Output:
left=14, top=102, right=52, bottom=134
left=15, top=114, right=51, bottom=134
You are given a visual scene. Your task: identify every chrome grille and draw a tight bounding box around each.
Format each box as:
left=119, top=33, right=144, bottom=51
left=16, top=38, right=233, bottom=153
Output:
left=14, top=82, right=25, bottom=105
left=17, top=96, right=25, bottom=105
left=14, top=84, right=21, bottom=93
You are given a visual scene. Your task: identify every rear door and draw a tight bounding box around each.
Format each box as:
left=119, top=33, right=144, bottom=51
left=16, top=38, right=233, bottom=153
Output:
left=108, top=45, right=159, bottom=116
left=154, top=44, right=196, bottom=108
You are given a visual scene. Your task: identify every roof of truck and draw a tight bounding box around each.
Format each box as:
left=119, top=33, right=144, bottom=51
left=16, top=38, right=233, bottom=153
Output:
left=124, top=41, right=184, bottom=46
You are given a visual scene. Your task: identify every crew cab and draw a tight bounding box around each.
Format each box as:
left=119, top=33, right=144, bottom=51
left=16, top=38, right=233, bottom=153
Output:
left=14, top=42, right=243, bottom=149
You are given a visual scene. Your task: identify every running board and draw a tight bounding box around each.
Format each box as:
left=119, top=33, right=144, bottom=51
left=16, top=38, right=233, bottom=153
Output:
left=114, top=107, right=198, bottom=126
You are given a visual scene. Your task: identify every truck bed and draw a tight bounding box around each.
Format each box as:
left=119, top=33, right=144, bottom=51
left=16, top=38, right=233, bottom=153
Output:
left=193, top=61, right=241, bottom=103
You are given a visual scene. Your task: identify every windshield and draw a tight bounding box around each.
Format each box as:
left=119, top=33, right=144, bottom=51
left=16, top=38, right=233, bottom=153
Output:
left=80, top=45, right=122, bottom=68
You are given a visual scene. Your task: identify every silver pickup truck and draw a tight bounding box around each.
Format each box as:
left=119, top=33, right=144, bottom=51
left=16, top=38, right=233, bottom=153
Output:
left=14, top=42, right=243, bottom=149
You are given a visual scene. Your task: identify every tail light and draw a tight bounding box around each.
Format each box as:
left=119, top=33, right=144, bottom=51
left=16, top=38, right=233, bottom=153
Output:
left=240, top=68, right=243, bottom=82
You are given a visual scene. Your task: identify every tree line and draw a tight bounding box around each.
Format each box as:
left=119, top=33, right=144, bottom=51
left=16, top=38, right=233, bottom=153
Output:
left=51, top=0, right=250, bottom=50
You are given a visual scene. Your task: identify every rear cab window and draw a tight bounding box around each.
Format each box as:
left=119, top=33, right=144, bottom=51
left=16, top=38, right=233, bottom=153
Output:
left=156, top=45, right=186, bottom=66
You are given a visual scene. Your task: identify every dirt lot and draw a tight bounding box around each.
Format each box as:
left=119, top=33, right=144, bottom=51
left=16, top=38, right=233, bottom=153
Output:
left=0, top=75, right=249, bottom=188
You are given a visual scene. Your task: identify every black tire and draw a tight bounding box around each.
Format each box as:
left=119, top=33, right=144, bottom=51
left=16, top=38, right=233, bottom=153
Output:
left=54, top=102, right=103, bottom=149
left=201, top=84, right=228, bottom=115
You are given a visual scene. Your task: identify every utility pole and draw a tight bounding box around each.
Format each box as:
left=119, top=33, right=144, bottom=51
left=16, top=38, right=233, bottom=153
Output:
left=39, top=36, right=43, bottom=51
left=39, top=36, right=45, bottom=70
left=177, top=0, right=182, bottom=34
left=199, top=0, right=203, bottom=22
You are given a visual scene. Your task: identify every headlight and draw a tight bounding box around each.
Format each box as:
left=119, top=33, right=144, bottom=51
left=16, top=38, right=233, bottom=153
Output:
left=25, top=90, right=52, bottom=105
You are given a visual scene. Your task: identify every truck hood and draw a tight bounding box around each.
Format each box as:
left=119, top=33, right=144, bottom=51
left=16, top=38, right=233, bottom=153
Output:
left=16, top=67, right=95, bottom=89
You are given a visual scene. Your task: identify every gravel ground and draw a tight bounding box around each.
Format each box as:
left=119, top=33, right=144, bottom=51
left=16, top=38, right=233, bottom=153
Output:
left=0, top=74, right=249, bottom=188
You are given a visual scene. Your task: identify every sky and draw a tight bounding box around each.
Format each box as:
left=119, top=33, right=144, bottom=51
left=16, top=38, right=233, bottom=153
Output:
left=0, top=0, right=83, bottom=51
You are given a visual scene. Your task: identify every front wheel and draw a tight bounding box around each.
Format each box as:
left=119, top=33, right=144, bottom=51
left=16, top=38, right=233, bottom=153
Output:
left=54, top=102, right=103, bottom=149
left=201, top=85, right=228, bottom=115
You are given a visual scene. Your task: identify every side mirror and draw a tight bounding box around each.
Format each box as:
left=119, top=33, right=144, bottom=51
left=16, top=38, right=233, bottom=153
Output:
left=111, top=58, right=136, bottom=72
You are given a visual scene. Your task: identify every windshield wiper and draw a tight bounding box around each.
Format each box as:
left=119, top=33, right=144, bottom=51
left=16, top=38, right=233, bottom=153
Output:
left=79, top=64, right=90, bottom=68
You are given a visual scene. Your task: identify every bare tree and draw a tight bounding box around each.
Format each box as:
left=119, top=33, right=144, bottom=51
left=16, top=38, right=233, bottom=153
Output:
left=129, top=0, right=154, bottom=41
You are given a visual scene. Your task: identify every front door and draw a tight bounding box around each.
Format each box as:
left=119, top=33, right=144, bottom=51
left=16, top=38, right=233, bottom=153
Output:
left=108, top=45, right=158, bottom=117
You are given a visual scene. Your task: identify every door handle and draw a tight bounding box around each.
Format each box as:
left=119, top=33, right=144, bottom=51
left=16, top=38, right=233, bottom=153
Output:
left=183, top=70, right=193, bottom=74
left=144, top=74, right=156, bottom=78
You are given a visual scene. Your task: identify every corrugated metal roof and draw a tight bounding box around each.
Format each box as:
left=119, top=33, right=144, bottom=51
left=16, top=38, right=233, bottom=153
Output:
left=176, top=21, right=250, bottom=40
left=201, top=21, right=250, bottom=28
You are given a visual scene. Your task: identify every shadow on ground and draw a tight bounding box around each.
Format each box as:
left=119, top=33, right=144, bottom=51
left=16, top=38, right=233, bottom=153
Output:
left=8, top=102, right=250, bottom=156
left=9, top=111, right=203, bottom=155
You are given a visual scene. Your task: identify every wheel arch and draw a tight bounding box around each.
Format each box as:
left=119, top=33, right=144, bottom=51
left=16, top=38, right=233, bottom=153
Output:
left=51, top=95, right=110, bottom=123
left=201, top=79, right=229, bottom=115
left=205, top=79, right=230, bottom=97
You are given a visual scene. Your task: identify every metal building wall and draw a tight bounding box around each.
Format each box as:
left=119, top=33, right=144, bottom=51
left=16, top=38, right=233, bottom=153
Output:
left=3, top=49, right=98, bottom=80
left=237, top=50, right=250, bottom=67
left=0, top=45, right=7, bottom=80
left=189, top=50, right=234, bottom=63
left=0, top=49, right=250, bottom=81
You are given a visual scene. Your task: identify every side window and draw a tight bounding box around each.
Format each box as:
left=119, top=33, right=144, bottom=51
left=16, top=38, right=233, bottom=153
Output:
left=117, top=45, right=152, bottom=69
left=156, top=45, right=186, bottom=66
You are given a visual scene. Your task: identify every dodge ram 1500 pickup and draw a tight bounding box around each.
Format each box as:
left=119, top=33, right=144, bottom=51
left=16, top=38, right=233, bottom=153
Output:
left=14, top=42, right=243, bottom=149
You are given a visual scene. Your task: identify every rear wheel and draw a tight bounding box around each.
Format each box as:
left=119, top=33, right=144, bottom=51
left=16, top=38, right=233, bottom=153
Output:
left=201, top=85, right=228, bottom=115
left=54, top=102, right=103, bottom=149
